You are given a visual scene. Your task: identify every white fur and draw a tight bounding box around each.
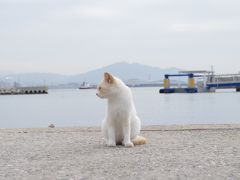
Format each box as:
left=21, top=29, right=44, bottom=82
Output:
left=96, top=73, right=141, bottom=147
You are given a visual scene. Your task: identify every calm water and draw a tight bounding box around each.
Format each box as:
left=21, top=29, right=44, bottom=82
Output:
left=0, top=88, right=240, bottom=128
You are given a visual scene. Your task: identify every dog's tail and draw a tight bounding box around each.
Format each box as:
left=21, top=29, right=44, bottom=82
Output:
left=132, top=136, right=147, bottom=145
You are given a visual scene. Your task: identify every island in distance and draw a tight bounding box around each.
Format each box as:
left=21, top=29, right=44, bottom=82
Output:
left=0, top=62, right=180, bottom=89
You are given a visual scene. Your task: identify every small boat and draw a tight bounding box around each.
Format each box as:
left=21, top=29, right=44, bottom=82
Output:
left=79, top=82, right=95, bottom=89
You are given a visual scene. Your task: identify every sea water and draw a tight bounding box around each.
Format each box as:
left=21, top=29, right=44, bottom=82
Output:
left=0, top=88, right=240, bottom=128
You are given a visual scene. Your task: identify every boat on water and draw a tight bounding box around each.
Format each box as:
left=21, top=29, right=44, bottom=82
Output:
left=79, top=82, right=95, bottom=89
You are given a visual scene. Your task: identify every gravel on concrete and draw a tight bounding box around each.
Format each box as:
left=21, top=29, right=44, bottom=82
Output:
left=0, top=124, right=240, bottom=180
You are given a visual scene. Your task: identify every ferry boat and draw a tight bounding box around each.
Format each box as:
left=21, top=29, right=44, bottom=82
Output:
left=79, top=82, right=95, bottom=89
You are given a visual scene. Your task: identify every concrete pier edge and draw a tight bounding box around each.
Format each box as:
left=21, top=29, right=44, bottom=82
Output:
left=1, top=124, right=240, bottom=132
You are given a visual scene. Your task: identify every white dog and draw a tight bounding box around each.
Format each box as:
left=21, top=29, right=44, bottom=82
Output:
left=96, top=72, right=147, bottom=147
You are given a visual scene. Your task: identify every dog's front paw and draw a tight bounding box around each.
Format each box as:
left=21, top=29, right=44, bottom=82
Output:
left=123, top=141, right=134, bottom=147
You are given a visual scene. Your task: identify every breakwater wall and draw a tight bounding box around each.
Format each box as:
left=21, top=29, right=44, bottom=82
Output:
left=0, top=86, right=48, bottom=95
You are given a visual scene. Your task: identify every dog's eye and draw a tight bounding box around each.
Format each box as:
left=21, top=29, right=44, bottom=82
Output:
left=98, top=87, right=102, bottom=90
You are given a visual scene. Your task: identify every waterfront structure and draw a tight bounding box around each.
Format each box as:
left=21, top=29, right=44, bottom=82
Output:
left=0, top=86, right=48, bottom=95
left=160, top=71, right=240, bottom=93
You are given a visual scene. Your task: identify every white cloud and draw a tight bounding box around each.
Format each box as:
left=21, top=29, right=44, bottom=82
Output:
left=170, top=22, right=239, bottom=33
left=64, top=6, right=117, bottom=18
left=0, top=0, right=48, bottom=3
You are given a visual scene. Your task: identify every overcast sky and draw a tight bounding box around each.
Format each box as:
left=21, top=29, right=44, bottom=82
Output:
left=0, top=0, right=240, bottom=74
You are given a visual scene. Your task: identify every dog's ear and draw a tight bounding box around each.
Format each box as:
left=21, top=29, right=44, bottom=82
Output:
left=104, top=72, right=114, bottom=84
